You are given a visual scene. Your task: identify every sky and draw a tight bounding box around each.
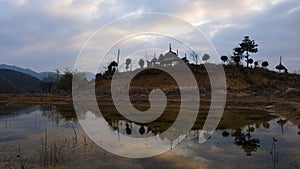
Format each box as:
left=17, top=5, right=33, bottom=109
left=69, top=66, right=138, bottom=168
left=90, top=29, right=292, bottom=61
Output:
left=0, top=0, right=299, bottom=73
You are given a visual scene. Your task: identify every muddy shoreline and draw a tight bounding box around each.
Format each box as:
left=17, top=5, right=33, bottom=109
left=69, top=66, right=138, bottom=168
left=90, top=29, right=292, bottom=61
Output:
left=0, top=93, right=299, bottom=127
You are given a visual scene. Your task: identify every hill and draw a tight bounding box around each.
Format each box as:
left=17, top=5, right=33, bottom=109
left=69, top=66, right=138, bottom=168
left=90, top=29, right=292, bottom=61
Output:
left=0, top=64, right=54, bottom=80
left=0, top=69, right=43, bottom=93
left=95, top=64, right=300, bottom=100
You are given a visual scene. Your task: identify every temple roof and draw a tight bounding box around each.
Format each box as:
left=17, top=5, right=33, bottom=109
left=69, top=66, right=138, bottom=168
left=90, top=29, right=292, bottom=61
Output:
left=275, top=56, right=286, bottom=70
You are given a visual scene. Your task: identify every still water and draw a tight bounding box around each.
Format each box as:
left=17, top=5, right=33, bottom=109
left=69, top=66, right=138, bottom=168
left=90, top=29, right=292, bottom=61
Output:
left=0, top=106, right=300, bottom=169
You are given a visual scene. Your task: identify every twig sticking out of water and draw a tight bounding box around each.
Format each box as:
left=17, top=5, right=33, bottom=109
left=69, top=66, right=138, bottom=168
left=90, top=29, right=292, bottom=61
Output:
left=83, top=135, right=87, bottom=153
left=72, top=123, right=78, bottom=144
left=54, top=142, right=58, bottom=163
left=83, top=135, right=87, bottom=146
left=270, top=137, right=279, bottom=169
left=34, top=115, right=37, bottom=128
left=44, top=128, right=48, bottom=147
left=43, top=127, right=48, bottom=167
left=16, top=142, right=21, bottom=158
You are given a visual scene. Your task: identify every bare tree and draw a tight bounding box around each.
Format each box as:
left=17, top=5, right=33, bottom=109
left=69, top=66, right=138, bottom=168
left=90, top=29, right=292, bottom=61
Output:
left=57, top=69, right=73, bottom=93
left=42, top=71, right=59, bottom=93
left=189, top=50, right=200, bottom=65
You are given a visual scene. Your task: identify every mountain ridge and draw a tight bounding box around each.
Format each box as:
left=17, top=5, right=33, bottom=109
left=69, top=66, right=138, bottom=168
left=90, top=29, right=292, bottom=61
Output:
left=0, top=64, right=54, bottom=80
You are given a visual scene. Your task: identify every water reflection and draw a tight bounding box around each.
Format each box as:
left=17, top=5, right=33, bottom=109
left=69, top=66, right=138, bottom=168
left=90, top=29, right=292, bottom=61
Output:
left=40, top=106, right=77, bottom=124
left=271, top=137, right=279, bottom=169
left=0, top=106, right=299, bottom=168
left=0, top=106, right=38, bottom=119
left=277, top=118, right=288, bottom=134
left=39, top=106, right=284, bottom=157
left=100, top=106, right=279, bottom=156
left=106, top=119, right=265, bottom=156
left=232, top=127, right=260, bottom=156
left=0, top=105, right=284, bottom=157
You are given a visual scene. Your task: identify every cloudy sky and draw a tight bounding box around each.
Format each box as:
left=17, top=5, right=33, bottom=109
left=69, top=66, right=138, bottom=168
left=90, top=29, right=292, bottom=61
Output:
left=0, top=0, right=299, bottom=73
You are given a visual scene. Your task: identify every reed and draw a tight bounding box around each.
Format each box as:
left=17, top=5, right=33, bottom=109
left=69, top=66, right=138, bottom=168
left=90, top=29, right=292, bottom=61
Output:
left=72, top=123, right=78, bottom=143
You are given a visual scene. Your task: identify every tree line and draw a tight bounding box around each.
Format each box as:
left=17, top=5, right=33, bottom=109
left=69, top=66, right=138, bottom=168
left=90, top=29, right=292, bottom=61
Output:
left=103, top=36, right=287, bottom=75
left=41, top=69, right=87, bottom=94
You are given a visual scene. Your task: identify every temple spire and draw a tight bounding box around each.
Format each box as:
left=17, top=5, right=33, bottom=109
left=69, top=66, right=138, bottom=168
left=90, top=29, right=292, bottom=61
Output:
left=169, top=43, right=172, bottom=51
left=280, top=56, right=282, bottom=64
left=117, top=49, right=120, bottom=71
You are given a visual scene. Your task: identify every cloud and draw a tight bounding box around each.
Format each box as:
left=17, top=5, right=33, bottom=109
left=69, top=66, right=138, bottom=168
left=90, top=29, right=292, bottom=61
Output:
left=0, top=0, right=299, bottom=72
left=207, top=0, right=300, bottom=70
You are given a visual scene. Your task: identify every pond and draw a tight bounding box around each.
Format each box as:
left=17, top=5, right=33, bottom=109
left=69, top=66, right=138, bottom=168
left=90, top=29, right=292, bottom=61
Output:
left=0, top=105, right=300, bottom=169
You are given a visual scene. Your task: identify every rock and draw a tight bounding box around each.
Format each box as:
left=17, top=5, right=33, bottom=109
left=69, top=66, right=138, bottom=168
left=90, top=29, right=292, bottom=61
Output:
left=222, top=131, right=230, bottom=137
left=252, top=93, right=258, bottom=96
left=265, top=105, right=275, bottom=109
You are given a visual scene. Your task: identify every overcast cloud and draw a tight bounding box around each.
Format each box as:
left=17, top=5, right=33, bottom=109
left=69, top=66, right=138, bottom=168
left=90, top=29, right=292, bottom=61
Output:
left=0, top=0, right=299, bottom=72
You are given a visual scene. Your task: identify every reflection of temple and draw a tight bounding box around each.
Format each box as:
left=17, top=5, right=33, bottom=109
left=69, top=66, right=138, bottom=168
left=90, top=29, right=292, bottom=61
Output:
left=98, top=104, right=279, bottom=156
left=147, top=44, right=181, bottom=67
left=110, top=120, right=157, bottom=138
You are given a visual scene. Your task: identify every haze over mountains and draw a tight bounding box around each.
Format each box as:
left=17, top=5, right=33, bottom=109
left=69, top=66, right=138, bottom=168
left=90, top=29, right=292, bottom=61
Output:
left=0, top=64, right=56, bottom=93
left=0, top=64, right=55, bottom=80
left=0, top=64, right=96, bottom=93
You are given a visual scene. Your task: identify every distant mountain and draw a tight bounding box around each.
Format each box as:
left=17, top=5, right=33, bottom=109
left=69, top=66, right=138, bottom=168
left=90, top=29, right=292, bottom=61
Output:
left=83, top=72, right=96, bottom=81
left=0, top=64, right=55, bottom=80
left=0, top=64, right=95, bottom=81
left=0, top=69, right=42, bottom=93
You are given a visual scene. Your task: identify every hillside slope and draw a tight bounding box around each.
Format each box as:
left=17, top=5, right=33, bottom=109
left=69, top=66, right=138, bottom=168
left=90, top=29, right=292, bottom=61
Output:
left=95, top=64, right=300, bottom=99
left=0, top=69, right=42, bottom=93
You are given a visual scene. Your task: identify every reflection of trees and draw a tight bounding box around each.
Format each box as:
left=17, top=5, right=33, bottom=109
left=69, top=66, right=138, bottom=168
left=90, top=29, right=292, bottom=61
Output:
left=106, top=118, right=264, bottom=156
left=0, top=106, right=34, bottom=119
left=139, top=125, right=145, bottom=135
left=99, top=103, right=279, bottom=156
left=40, top=106, right=77, bottom=124
left=125, top=123, right=132, bottom=135
left=277, top=118, right=287, bottom=134
left=109, top=120, right=158, bottom=137
left=40, top=106, right=59, bottom=123
left=232, top=127, right=260, bottom=156
left=262, top=122, right=270, bottom=129
left=222, top=131, right=230, bottom=137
